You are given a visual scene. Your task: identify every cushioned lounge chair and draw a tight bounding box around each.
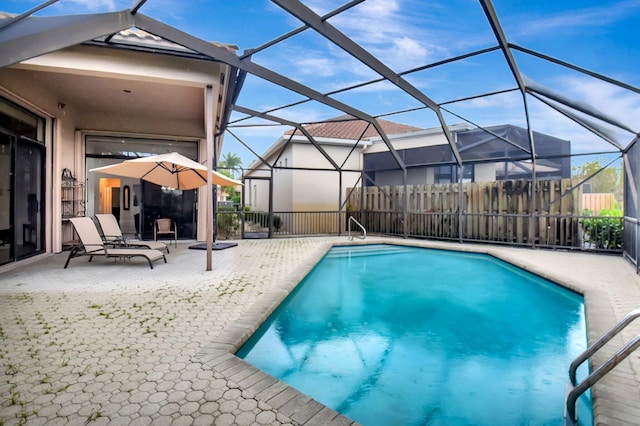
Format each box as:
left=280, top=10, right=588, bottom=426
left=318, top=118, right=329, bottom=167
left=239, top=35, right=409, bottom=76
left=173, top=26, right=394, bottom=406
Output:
left=95, top=214, right=169, bottom=253
left=64, top=217, right=166, bottom=269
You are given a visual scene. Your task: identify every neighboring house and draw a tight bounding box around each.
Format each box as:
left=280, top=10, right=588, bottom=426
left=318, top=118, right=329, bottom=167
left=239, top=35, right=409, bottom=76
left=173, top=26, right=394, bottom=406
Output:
left=364, top=124, right=571, bottom=186
left=0, top=12, right=235, bottom=268
left=246, top=119, right=571, bottom=213
left=244, top=115, right=420, bottom=213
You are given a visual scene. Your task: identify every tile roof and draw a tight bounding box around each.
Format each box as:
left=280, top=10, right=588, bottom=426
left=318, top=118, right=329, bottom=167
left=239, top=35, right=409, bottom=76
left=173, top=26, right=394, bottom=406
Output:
left=287, top=114, right=421, bottom=140
left=0, top=12, right=238, bottom=54
left=101, top=27, right=238, bottom=54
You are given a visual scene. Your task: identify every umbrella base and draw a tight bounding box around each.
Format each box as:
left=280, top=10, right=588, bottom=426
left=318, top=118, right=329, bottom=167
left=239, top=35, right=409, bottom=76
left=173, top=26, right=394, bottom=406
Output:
left=188, top=242, right=238, bottom=250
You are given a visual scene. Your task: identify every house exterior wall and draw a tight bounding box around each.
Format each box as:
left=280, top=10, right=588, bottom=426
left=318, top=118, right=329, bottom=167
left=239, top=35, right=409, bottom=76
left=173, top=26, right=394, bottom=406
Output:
left=245, top=167, right=272, bottom=213
left=245, top=124, right=570, bottom=218
left=475, top=163, right=497, bottom=182
left=0, top=43, right=229, bottom=263
left=15, top=45, right=217, bottom=137
left=273, top=144, right=293, bottom=212
left=371, top=167, right=437, bottom=186
left=1, top=77, right=65, bottom=255
left=289, top=143, right=361, bottom=211
left=245, top=140, right=364, bottom=213
left=365, top=130, right=450, bottom=153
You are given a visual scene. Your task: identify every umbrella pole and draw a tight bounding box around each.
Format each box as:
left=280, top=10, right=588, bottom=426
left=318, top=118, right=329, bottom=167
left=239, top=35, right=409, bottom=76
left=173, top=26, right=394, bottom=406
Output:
left=205, top=85, right=214, bottom=271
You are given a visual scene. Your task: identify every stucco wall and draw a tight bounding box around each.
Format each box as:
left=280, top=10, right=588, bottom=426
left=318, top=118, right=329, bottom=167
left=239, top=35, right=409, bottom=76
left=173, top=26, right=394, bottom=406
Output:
left=365, top=130, right=448, bottom=153
left=474, top=163, right=497, bottom=182
left=272, top=144, right=293, bottom=212
left=290, top=143, right=361, bottom=211
left=0, top=42, right=227, bottom=254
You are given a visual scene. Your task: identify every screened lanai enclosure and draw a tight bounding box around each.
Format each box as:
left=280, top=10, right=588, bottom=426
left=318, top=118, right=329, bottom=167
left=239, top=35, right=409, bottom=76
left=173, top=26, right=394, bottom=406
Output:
left=1, top=0, right=639, bottom=268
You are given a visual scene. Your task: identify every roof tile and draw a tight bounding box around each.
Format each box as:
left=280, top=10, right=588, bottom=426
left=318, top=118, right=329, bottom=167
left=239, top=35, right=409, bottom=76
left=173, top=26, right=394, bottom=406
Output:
left=287, top=114, right=421, bottom=140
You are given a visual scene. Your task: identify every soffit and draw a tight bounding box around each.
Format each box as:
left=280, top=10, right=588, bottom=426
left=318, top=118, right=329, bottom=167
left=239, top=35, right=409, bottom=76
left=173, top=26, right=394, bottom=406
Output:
left=13, top=68, right=203, bottom=121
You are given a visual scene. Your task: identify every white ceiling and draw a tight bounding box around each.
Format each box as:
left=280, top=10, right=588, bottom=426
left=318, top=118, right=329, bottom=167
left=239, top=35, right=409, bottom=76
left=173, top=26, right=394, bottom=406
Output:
left=17, top=68, right=204, bottom=122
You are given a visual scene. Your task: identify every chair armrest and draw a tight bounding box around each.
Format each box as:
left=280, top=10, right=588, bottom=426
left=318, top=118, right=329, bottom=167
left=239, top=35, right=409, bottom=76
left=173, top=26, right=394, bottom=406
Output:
left=102, top=235, right=125, bottom=246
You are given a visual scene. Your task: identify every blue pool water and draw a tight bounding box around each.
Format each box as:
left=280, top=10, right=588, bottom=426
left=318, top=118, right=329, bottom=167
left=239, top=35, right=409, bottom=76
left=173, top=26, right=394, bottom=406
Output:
left=238, top=244, right=592, bottom=425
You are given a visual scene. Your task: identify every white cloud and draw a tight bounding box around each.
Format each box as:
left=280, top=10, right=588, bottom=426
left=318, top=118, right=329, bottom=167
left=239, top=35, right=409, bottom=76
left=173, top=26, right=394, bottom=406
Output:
left=296, top=56, right=340, bottom=78
left=382, top=36, right=430, bottom=70
left=515, top=0, right=640, bottom=37
left=60, top=0, right=118, bottom=12
left=561, top=77, right=640, bottom=130
left=523, top=76, right=640, bottom=153
left=319, top=0, right=442, bottom=69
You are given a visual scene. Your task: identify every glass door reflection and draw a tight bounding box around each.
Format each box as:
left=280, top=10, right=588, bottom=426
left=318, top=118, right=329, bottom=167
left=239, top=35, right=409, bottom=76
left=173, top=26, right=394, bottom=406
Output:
left=14, top=138, right=45, bottom=260
left=0, top=133, right=12, bottom=265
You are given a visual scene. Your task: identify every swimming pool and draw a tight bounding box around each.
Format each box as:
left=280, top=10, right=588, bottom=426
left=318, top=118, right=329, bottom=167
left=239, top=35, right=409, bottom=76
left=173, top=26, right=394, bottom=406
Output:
left=238, top=244, right=592, bottom=425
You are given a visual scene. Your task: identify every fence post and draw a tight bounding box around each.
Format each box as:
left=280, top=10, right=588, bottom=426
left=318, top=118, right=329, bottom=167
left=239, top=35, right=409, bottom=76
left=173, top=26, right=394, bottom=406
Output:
left=338, top=170, right=343, bottom=236
left=403, top=169, right=408, bottom=238
left=458, top=165, right=463, bottom=243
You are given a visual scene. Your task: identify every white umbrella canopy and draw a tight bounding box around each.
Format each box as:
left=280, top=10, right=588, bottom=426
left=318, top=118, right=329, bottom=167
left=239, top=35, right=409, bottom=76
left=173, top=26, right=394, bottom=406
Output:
left=89, top=152, right=242, bottom=189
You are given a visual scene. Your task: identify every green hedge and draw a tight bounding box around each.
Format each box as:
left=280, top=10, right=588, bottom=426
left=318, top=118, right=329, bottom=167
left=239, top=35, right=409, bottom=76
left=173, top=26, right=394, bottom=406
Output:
left=580, top=208, right=623, bottom=249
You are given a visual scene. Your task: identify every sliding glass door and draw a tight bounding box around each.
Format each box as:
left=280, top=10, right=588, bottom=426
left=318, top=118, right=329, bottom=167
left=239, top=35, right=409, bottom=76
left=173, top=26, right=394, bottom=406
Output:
left=0, top=133, right=45, bottom=265
left=0, top=133, right=12, bottom=265
left=15, top=138, right=45, bottom=259
left=86, top=136, right=199, bottom=241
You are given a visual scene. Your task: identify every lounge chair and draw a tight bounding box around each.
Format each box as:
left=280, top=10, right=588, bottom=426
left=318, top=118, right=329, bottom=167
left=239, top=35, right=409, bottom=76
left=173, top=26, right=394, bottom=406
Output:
left=64, top=217, right=166, bottom=269
left=95, top=214, right=169, bottom=253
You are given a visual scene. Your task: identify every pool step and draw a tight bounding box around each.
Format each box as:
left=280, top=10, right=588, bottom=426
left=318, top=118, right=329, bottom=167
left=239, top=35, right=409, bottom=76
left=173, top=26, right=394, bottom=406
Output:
left=326, top=244, right=415, bottom=259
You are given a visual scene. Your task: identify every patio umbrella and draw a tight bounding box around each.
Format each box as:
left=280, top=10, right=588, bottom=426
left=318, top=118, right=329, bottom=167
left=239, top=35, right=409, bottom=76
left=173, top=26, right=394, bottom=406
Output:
left=89, top=152, right=242, bottom=190
left=90, top=152, right=242, bottom=271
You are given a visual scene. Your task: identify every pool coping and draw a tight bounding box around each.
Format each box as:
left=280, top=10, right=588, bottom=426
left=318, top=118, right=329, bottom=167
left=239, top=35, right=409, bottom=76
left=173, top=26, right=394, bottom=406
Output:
left=195, top=238, right=637, bottom=425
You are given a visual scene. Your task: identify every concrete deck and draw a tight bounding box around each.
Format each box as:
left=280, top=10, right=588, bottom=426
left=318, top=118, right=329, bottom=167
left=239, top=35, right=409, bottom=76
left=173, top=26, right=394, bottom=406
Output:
left=1, top=237, right=639, bottom=425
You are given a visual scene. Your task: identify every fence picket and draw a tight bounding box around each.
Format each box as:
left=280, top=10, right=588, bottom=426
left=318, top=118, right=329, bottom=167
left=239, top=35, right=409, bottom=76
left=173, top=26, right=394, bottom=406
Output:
left=347, top=178, right=582, bottom=245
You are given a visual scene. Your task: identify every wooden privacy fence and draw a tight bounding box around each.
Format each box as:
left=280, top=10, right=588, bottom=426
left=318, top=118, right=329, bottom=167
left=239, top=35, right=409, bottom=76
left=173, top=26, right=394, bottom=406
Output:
left=347, top=179, right=583, bottom=246
left=582, top=193, right=616, bottom=215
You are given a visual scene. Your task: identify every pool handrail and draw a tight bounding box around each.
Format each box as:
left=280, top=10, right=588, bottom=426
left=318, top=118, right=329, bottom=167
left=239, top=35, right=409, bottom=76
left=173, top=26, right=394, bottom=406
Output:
left=565, top=307, right=640, bottom=426
left=348, top=216, right=366, bottom=240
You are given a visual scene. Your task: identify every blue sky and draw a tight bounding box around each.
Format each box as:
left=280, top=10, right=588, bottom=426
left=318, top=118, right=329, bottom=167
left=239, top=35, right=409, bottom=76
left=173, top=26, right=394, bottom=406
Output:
left=2, top=0, right=639, bottom=168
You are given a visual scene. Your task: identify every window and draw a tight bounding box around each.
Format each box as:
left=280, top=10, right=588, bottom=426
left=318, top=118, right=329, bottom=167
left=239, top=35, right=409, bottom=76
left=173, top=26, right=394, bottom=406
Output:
left=434, top=165, right=474, bottom=183
left=0, top=98, right=44, bottom=142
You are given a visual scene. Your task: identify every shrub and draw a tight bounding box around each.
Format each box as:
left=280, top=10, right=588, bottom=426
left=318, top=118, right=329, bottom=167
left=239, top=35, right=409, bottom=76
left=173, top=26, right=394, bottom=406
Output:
left=244, top=211, right=280, bottom=230
left=580, top=208, right=623, bottom=249
left=217, top=206, right=239, bottom=239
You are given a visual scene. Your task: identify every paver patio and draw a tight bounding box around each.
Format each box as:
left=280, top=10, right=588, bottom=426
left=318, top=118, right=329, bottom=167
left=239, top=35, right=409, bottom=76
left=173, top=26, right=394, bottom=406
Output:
left=1, top=237, right=639, bottom=425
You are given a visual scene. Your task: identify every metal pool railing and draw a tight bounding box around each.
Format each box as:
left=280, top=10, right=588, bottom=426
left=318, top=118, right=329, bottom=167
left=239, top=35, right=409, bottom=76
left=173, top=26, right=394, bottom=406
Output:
left=565, top=308, right=640, bottom=426
left=348, top=216, right=366, bottom=240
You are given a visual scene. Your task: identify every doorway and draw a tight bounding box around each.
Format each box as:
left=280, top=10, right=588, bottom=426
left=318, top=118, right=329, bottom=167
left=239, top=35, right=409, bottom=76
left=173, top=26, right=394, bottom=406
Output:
left=140, top=181, right=197, bottom=240
left=97, top=178, right=121, bottom=221
left=0, top=132, right=45, bottom=265
left=243, top=176, right=272, bottom=239
left=85, top=136, right=199, bottom=240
